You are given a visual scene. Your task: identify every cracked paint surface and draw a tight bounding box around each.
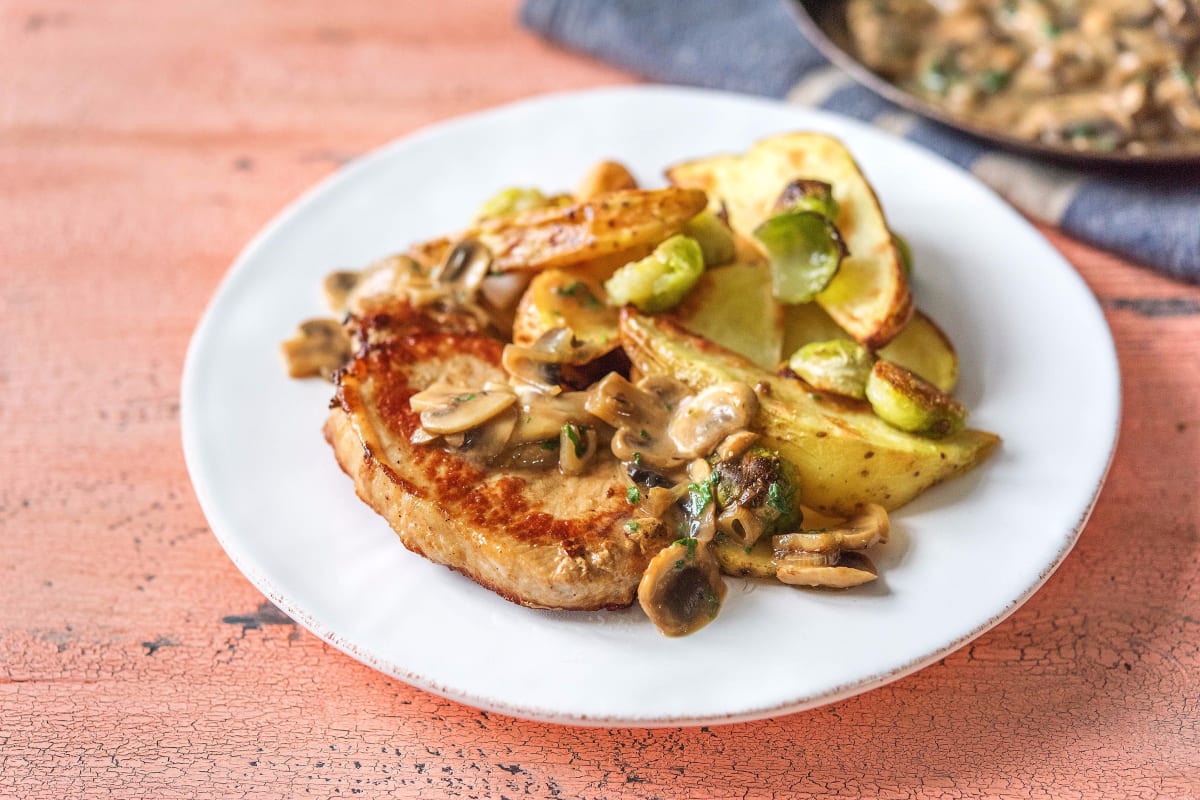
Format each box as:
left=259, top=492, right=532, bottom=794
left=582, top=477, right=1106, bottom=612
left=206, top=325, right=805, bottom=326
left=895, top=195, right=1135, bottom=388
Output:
left=1, top=1, right=1198, bottom=797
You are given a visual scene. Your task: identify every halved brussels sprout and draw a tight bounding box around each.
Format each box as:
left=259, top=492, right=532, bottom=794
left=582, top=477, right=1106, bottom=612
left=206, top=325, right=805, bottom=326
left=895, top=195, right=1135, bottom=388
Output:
left=681, top=208, right=737, bottom=267
left=475, top=187, right=553, bottom=221
left=712, top=446, right=802, bottom=544
left=866, top=360, right=966, bottom=438
left=876, top=310, right=958, bottom=393
left=753, top=211, right=848, bottom=305
left=774, top=178, right=840, bottom=221
left=604, top=234, right=705, bottom=312
left=787, top=338, right=874, bottom=399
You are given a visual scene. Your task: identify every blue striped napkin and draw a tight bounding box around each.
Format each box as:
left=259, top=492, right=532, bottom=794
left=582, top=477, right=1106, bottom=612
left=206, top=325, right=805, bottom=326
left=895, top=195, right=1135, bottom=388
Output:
left=521, top=0, right=1200, bottom=283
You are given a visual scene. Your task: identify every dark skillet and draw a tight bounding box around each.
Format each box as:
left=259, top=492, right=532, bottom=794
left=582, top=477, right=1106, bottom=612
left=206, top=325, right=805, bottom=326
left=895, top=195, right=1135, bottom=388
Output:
left=789, top=0, right=1200, bottom=166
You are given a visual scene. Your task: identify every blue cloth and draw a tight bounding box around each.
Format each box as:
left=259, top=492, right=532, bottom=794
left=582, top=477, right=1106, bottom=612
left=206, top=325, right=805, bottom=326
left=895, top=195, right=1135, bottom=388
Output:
left=521, top=0, right=1200, bottom=283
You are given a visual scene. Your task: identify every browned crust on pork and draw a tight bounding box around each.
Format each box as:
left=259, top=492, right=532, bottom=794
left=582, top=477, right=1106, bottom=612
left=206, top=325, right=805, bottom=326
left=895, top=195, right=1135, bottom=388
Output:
left=326, top=324, right=671, bottom=610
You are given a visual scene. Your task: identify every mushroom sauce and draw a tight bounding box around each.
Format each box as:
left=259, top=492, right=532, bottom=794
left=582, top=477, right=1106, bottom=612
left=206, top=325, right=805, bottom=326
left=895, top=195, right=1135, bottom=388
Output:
left=846, top=0, right=1200, bottom=153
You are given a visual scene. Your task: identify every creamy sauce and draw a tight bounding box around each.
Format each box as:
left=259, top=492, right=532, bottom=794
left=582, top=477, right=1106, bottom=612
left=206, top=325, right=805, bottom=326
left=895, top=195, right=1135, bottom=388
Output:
left=847, top=0, right=1200, bottom=153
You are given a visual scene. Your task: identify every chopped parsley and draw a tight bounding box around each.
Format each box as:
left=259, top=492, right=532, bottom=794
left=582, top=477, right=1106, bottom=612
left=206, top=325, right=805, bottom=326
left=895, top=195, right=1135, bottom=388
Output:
left=767, top=480, right=791, bottom=517
left=632, top=452, right=643, bottom=464
left=454, top=393, right=477, bottom=403
left=978, top=69, right=1011, bottom=94
left=626, top=485, right=641, bottom=504
left=624, top=520, right=640, bottom=533
left=639, top=429, right=651, bottom=440
left=685, top=474, right=718, bottom=518
left=562, top=423, right=587, bottom=457
left=552, top=280, right=603, bottom=308
left=672, top=537, right=698, bottom=569
left=1174, top=64, right=1197, bottom=90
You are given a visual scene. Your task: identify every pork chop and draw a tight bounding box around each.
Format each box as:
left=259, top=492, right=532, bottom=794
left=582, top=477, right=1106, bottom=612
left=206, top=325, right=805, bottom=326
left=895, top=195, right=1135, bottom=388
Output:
left=325, top=316, right=672, bottom=610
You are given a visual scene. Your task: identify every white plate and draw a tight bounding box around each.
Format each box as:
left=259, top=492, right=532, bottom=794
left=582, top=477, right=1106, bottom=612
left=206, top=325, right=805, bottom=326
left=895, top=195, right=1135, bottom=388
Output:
left=182, top=86, right=1119, bottom=726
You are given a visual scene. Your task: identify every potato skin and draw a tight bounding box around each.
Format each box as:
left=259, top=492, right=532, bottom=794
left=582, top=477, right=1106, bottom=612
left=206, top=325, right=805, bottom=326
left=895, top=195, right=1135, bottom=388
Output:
left=667, top=132, right=912, bottom=349
left=476, top=188, right=708, bottom=274
left=620, top=310, right=999, bottom=516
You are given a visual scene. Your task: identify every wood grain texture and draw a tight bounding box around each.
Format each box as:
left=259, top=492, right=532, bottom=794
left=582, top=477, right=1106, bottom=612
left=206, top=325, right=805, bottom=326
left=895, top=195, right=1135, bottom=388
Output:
left=1, top=1, right=1198, bottom=797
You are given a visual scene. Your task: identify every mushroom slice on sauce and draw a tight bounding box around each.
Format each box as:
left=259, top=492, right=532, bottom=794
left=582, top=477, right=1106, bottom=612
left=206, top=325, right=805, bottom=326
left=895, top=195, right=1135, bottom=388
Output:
left=638, top=539, right=728, bottom=637
left=585, top=372, right=687, bottom=469
left=409, top=386, right=517, bottom=435
left=773, top=504, right=890, bottom=554
left=431, top=238, right=492, bottom=294
left=775, top=550, right=878, bottom=589
left=667, top=382, right=759, bottom=458
left=502, top=327, right=612, bottom=395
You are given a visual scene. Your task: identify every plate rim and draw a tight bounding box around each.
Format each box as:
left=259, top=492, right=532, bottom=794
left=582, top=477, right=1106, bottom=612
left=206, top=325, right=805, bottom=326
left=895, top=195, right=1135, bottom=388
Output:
left=181, top=84, right=1122, bottom=727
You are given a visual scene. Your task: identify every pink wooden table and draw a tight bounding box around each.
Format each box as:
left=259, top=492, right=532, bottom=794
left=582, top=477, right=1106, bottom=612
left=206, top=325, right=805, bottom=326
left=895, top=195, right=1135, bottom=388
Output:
left=3, top=1, right=1198, bottom=796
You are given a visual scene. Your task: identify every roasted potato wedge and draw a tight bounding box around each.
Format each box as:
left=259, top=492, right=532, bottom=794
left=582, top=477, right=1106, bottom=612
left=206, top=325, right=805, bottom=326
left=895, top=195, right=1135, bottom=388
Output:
left=781, top=301, right=850, bottom=359
left=674, top=259, right=783, bottom=370
left=576, top=160, right=638, bottom=199
left=876, top=310, right=959, bottom=393
left=620, top=310, right=999, bottom=516
left=667, top=133, right=912, bottom=349
left=473, top=187, right=708, bottom=273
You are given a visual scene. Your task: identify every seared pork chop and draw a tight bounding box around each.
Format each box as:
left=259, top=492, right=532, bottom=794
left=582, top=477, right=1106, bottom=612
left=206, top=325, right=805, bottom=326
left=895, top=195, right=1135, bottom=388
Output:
left=326, top=317, right=672, bottom=610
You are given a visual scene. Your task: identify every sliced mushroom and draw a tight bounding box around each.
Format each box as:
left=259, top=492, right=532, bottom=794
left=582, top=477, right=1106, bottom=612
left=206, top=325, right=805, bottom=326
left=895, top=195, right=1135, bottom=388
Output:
left=322, top=270, right=361, bottom=313
left=344, top=254, right=425, bottom=315
left=716, top=504, right=767, bottom=549
left=431, top=239, right=492, bottom=294
left=409, top=386, right=517, bottom=435
left=585, top=373, right=686, bottom=469
left=715, top=430, right=760, bottom=463
left=775, top=550, right=878, bottom=589
left=280, top=318, right=351, bottom=380
left=667, top=382, right=759, bottom=458
left=773, top=504, right=890, bottom=554
left=558, top=422, right=597, bottom=475
left=502, top=327, right=611, bottom=394
left=508, top=390, right=596, bottom=444
left=460, top=406, right=518, bottom=461
left=638, top=539, right=727, bottom=637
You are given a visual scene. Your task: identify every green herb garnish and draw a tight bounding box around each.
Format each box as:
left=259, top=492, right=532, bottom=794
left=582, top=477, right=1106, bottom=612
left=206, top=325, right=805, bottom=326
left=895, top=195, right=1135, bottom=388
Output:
left=978, top=69, right=1011, bottom=94
left=562, top=423, right=586, bottom=457
left=626, top=486, right=641, bottom=504
left=672, top=537, right=698, bottom=569
left=1173, top=64, right=1197, bottom=90
left=767, top=481, right=790, bottom=516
